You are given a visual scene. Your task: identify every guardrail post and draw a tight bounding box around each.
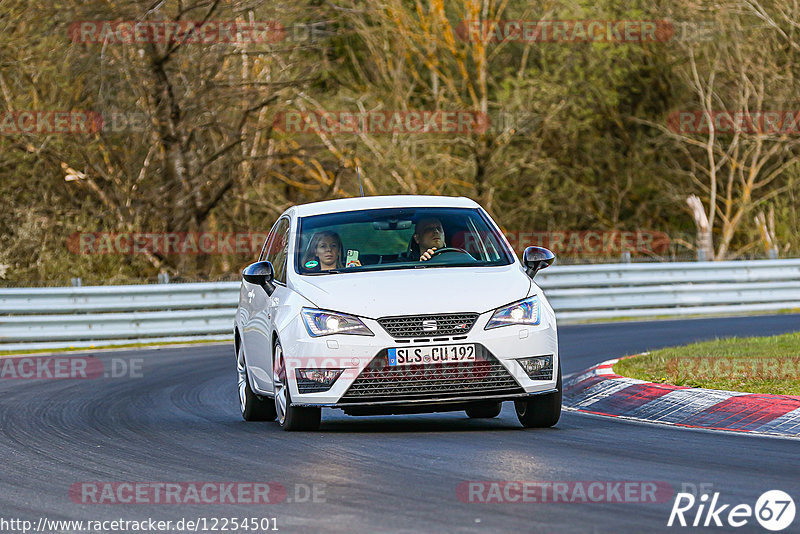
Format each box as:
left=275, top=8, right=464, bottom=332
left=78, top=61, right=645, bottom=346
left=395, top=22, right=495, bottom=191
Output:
left=158, top=272, right=170, bottom=284
left=70, top=277, right=82, bottom=287
left=621, top=251, right=631, bottom=263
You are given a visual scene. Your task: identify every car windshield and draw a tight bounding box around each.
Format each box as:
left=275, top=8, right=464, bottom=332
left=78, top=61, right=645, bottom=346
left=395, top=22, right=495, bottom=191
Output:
left=295, top=207, right=514, bottom=275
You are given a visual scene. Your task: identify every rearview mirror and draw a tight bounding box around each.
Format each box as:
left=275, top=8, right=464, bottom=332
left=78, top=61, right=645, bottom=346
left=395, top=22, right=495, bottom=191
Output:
left=523, top=247, right=555, bottom=278
left=242, top=261, right=275, bottom=291
left=373, top=219, right=413, bottom=230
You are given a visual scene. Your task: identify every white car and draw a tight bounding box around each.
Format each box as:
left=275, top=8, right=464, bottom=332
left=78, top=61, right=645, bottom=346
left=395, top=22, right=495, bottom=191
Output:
left=235, top=195, right=559, bottom=430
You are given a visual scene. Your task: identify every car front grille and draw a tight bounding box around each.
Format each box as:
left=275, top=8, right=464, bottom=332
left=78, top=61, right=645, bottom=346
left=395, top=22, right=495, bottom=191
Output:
left=377, top=313, right=479, bottom=338
left=339, top=346, right=524, bottom=403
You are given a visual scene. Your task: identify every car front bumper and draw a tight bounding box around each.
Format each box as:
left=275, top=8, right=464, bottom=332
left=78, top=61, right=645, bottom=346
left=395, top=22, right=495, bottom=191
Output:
left=277, top=306, right=559, bottom=407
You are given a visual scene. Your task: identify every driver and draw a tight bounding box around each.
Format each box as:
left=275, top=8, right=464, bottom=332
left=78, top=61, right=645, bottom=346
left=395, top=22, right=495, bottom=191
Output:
left=412, top=217, right=446, bottom=261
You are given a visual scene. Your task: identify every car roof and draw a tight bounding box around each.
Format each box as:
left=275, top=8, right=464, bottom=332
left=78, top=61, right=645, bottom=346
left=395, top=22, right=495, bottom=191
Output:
left=290, top=195, right=481, bottom=218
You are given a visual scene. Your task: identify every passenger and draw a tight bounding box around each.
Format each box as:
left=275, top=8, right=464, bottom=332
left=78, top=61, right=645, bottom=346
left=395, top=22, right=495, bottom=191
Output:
left=411, top=217, right=446, bottom=261
left=302, top=231, right=360, bottom=271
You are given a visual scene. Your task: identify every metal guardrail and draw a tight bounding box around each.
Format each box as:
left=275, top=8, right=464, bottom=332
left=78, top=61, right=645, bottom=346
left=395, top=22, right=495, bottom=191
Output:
left=1, top=259, right=799, bottom=351
left=0, top=283, right=239, bottom=351
left=0, top=282, right=237, bottom=314
left=537, top=259, right=800, bottom=321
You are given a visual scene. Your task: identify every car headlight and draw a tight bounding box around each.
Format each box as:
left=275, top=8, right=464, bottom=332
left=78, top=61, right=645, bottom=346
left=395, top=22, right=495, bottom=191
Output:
left=485, top=296, right=540, bottom=329
left=301, top=308, right=374, bottom=337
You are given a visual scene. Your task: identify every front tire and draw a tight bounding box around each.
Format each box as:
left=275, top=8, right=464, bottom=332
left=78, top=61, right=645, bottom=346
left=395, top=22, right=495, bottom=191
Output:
left=273, top=340, right=321, bottom=431
left=465, top=402, right=502, bottom=419
left=515, top=361, right=562, bottom=428
left=237, top=341, right=277, bottom=421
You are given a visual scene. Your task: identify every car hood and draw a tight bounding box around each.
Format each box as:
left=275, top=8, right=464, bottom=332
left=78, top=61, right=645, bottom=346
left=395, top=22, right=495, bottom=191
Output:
left=290, top=265, right=531, bottom=318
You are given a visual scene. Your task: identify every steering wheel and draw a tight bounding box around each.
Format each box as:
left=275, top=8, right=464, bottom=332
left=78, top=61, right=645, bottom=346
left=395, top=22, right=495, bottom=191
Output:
left=430, top=247, right=471, bottom=256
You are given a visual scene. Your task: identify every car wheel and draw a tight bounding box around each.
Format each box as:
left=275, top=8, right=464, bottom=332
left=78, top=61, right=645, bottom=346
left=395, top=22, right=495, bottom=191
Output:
left=273, top=340, right=321, bottom=431
left=237, top=340, right=277, bottom=421
left=514, top=361, right=562, bottom=428
left=465, top=402, right=502, bottom=419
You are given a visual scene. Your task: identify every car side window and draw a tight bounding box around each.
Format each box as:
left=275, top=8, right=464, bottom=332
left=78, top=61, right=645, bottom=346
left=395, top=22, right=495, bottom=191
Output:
left=258, top=221, right=280, bottom=262
left=266, top=218, right=291, bottom=283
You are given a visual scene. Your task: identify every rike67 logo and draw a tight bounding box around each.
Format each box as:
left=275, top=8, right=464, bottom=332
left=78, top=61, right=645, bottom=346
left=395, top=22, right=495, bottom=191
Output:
left=668, top=490, right=795, bottom=531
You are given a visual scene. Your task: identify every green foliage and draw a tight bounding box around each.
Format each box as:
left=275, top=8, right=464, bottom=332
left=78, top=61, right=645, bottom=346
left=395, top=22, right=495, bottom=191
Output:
left=1, top=0, right=799, bottom=283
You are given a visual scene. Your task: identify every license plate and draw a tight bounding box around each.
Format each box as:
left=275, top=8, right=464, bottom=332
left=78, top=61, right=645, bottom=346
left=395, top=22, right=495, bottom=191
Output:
left=388, top=344, right=476, bottom=366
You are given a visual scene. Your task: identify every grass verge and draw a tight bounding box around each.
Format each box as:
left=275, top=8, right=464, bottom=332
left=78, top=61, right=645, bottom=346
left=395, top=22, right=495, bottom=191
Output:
left=613, top=332, right=800, bottom=396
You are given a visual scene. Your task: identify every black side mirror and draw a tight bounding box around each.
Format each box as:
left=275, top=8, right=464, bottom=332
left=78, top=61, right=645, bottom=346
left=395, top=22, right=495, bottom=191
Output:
left=523, top=246, right=555, bottom=278
left=242, top=261, right=275, bottom=291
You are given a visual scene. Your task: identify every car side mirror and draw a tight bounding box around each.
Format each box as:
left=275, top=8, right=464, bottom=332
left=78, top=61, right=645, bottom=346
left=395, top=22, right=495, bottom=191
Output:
left=242, top=261, right=275, bottom=292
left=523, top=246, right=555, bottom=278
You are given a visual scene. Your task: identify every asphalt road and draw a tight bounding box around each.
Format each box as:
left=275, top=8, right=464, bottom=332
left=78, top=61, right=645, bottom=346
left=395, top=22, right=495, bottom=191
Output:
left=2, top=314, right=800, bottom=534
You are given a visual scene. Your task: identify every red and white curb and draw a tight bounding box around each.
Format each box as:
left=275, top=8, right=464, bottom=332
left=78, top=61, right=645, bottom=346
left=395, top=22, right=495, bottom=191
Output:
left=563, top=357, right=800, bottom=438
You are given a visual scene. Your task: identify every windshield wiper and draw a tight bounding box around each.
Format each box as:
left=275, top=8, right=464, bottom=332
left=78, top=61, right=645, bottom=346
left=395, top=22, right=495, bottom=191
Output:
left=414, top=262, right=479, bottom=269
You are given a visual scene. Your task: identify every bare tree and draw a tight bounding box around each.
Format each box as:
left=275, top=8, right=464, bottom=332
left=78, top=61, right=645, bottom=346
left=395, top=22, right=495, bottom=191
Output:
left=654, top=3, right=800, bottom=259
left=0, top=0, right=337, bottom=278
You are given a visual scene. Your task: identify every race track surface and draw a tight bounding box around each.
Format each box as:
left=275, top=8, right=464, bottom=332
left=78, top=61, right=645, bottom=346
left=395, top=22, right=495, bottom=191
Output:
left=2, top=314, right=799, bottom=533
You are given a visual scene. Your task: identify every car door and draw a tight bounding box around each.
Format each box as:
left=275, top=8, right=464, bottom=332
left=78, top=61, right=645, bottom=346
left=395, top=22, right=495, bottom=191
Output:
left=239, top=223, right=278, bottom=365
left=242, top=216, right=291, bottom=393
